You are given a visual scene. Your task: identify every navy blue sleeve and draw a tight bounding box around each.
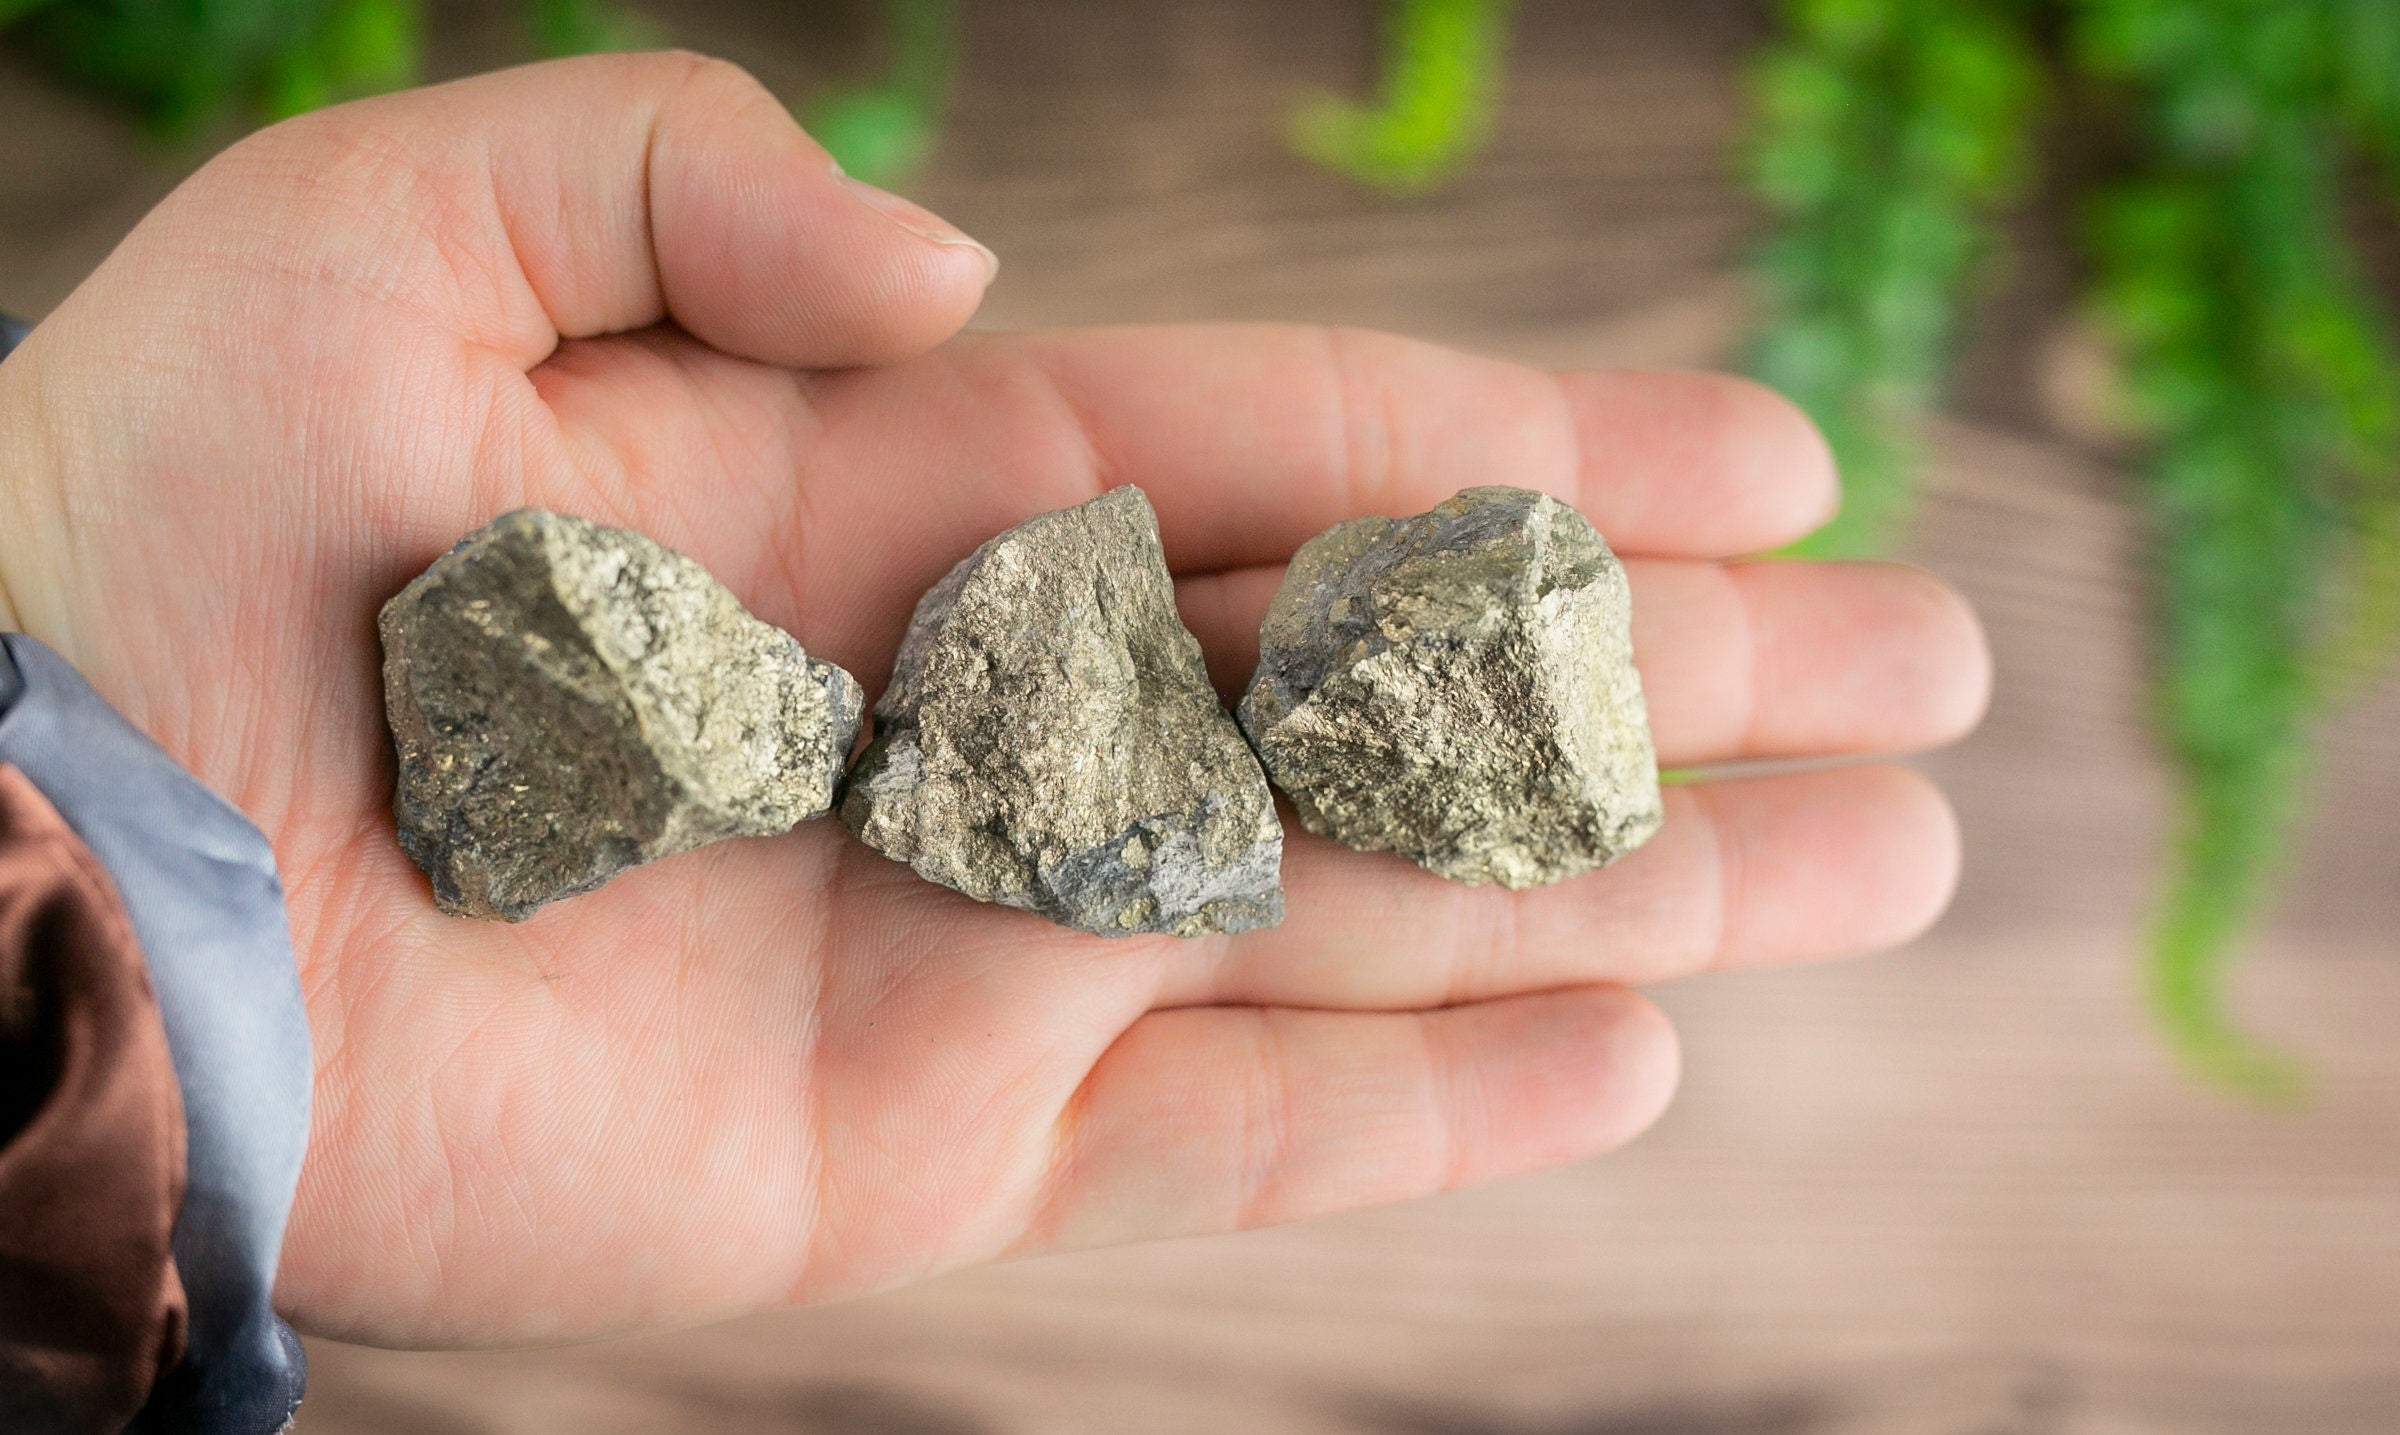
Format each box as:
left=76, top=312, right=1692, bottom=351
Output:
left=0, top=637, right=311, bottom=1435
left=0, top=313, right=27, bottom=360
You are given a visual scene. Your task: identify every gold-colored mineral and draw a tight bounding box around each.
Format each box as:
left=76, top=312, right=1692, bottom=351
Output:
left=1239, top=486, right=1662, bottom=888
left=381, top=509, right=862, bottom=921
left=841, top=486, right=1283, bottom=937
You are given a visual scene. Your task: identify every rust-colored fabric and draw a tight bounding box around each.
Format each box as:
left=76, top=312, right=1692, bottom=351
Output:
left=0, top=763, right=187, bottom=1434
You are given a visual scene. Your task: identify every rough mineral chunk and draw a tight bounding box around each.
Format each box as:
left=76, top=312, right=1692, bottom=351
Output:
left=841, top=486, right=1283, bottom=937
left=381, top=509, right=864, bottom=921
left=1239, top=486, right=1662, bottom=888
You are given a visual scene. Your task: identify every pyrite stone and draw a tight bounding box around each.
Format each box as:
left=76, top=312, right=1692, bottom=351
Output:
left=381, top=508, right=863, bottom=921
left=841, top=486, right=1284, bottom=937
left=1239, top=485, right=1662, bottom=888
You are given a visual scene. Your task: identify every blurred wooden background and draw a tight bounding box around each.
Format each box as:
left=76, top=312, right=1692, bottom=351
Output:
left=5, top=2, right=2398, bottom=1431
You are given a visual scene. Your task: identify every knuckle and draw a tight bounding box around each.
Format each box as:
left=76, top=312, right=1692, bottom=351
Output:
left=657, top=50, right=788, bottom=135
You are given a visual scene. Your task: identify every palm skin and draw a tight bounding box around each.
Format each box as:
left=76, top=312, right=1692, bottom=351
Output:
left=0, top=56, right=1989, bottom=1349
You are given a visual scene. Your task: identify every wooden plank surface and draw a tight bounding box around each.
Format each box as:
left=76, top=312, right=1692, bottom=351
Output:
left=4, top=3, right=2397, bottom=1431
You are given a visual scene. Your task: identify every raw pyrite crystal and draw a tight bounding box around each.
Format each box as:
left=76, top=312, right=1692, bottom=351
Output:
left=381, top=509, right=864, bottom=921
left=841, top=486, right=1284, bottom=936
left=1238, top=486, right=1662, bottom=888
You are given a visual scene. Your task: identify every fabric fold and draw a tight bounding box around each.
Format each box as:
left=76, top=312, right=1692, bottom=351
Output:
left=0, top=636, right=310, bottom=1435
left=0, top=764, right=189, bottom=1435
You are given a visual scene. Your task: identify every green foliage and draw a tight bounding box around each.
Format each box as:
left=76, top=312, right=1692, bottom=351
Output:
left=264, top=0, right=418, bottom=120
left=1293, top=0, right=1518, bottom=194
left=6, top=0, right=419, bottom=130
left=2088, top=164, right=2330, bottom=1100
left=0, top=0, right=634, bottom=127
left=528, top=0, right=642, bottom=57
left=5, top=0, right=693, bottom=132
left=806, top=0, right=955, bottom=187
left=1750, top=0, right=2400, bottom=1096
left=2077, top=0, right=2400, bottom=1098
left=0, top=0, right=940, bottom=183
left=1745, top=0, right=2041, bottom=556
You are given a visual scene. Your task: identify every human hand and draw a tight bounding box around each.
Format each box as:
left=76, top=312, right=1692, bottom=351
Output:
left=0, top=53, right=1988, bottom=1348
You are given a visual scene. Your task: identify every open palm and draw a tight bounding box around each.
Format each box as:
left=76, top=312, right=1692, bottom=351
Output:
left=0, top=56, right=1987, bottom=1349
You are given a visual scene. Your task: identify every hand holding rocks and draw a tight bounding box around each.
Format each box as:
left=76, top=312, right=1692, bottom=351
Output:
left=15, top=48, right=1986, bottom=1348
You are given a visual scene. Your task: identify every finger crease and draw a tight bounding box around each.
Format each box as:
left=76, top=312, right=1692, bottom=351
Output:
left=1009, top=1044, right=1102, bottom=1258
left=1236, top=1010, right=1297, bottom=1231
left=1027, top=348, right=1122, bottom=501
left=1415, top=1012, right=1474, bottom=1196
left=1727, top=566, right=1767, bottom=757
left=1698, top=787, right=1745, bottom=972
left=1319, top=326, right=1393, bottom=519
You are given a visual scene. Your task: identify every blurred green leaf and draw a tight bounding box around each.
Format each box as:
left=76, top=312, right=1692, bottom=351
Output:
left=805, top=0, right=955, bottom=188
left=1743, top=0, right=2040, bottom=555
left=1751, top=0, right=2400, bottom=1097
left=2076, top=0, right=2400, bottom=1097
left=12, top=0, right=425, bottom=131
left=266, top=0, right=417, bottom=119
left=530, top=0, right=643, bottom=57
left=812, top=86, right=938, bottom=186
left=1293, top=0, right=1519, bottom=195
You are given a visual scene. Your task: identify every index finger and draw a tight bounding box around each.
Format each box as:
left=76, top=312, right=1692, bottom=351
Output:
left=1009, top=324, right=1839, bottom=567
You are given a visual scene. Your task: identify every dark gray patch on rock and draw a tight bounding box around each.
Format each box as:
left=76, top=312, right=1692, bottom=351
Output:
left=381, top=508, right=862, bottom=921
left=841, top=486, right=1282, bottom=937
left=1239, top=486, right=1661, bottom=888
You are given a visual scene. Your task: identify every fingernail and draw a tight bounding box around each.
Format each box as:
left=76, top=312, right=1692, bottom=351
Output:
left=836, top=172, right=1000, bottom=284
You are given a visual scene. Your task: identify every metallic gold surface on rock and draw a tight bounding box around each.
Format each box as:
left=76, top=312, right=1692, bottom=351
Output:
left=382, top=509, right=862, bottom=921
left=1240, top=486, right=1661, bottom=888
left=842, top=486, right=1283, bottom=937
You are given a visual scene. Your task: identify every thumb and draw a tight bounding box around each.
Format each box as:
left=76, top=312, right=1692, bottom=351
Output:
left=200, top=51, right=994, bottom=370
